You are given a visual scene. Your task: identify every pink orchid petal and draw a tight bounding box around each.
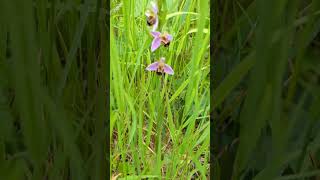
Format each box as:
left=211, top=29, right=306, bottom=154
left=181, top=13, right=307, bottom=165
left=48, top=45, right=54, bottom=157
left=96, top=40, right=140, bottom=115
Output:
left=152, top=17, right=158, bottom=31
left=146, top=62, right=159, bottom=71
left=151, top=2, right=158, bottom=14
left=151, top=31, right=161, bottom=38
left=166, top=34, right=173, bottom=41
left=151, top=37, right=161, bottom=52
left=163, top=64, right=174, bottom=75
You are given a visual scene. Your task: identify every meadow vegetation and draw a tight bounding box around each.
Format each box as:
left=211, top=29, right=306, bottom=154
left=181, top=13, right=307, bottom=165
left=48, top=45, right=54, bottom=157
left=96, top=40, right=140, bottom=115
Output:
left=111, top=0, right=210, bottom=179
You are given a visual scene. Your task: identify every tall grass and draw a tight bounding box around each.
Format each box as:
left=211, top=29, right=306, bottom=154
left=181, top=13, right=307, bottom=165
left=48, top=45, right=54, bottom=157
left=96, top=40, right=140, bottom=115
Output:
left=110, top=0, right=210, bottom=178
left=0, top=0, right=107, bottom=179
left=213, top=0, right=320, bottom=179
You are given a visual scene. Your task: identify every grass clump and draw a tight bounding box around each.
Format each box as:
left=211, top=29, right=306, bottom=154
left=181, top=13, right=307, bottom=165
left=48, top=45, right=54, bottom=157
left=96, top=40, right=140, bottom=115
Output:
left=111, top=0, right=210, bottom=179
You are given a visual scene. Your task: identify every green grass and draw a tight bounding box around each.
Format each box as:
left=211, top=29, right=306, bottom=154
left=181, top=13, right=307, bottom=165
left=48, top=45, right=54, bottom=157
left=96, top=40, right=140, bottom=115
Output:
left=0, top=0, right=107, bottom=179
left=213, top=0, right=320, bottom=179
left=110, top=0, right=210, bottom=179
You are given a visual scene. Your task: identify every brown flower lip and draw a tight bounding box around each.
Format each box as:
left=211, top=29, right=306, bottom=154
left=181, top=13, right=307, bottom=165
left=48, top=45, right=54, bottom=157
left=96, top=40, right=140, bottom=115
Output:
left=147, top=16, right=156, bottom=26
left=150, top=32, right=173, bottom=52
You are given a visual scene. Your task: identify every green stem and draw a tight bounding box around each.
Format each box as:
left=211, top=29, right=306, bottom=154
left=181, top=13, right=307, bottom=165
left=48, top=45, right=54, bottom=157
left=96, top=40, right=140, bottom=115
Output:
left=155, top=75, right=164, bottom=175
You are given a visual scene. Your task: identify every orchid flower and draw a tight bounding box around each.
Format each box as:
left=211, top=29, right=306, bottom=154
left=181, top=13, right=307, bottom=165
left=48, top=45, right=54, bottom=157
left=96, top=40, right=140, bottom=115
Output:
left=146, top=57, right=174, bottom=75
left=145, top=1, right=159, bottom=31
left=150, top=31, right=173, bottom=52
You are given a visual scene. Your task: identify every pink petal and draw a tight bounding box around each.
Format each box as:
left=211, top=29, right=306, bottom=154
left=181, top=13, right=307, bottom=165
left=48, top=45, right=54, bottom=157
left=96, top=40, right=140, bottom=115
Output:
left=151, top=2, right=158, bottom=14
left=152, top=17, right=158, bottom=31
left=151, top=31, right=161, bottom=38
left=166, top=34, right=173, bottom=41
left=163, top=64, right=174, bottom=75
left=146, top=62, right=159, bottom=71
left=151, top=37, right=161, bottom=52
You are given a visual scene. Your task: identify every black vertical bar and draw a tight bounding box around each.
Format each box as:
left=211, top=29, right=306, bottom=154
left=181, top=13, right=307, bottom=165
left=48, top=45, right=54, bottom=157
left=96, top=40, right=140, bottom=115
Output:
left=106, top=0, right=110, bottom=179
left=210, top=0, right=215, bottom=178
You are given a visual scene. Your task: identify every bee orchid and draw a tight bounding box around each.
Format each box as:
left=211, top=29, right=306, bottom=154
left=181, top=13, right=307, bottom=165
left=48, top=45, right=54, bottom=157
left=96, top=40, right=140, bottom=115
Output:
left=150, top=31, right=173, bottom=52
left=145, top=2, right=159, bottom=31
left=146, top=57, right=174, bottom=75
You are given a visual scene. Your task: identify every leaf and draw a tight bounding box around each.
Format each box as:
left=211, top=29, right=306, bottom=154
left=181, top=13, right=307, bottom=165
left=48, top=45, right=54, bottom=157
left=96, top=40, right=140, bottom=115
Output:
left=166, top=12, right=199, bottom=20
left=212, top=52, right=255, bottom=110
left=169, top=78, right=190, bottom=103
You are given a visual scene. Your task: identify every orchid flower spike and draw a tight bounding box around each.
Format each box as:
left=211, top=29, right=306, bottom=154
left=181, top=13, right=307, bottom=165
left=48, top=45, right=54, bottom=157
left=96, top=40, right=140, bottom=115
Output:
left=146, top=57, right=174, bottom=75
left=150, top=31, right=173, bottom=52
left=145, top=1, right=159, bottom=31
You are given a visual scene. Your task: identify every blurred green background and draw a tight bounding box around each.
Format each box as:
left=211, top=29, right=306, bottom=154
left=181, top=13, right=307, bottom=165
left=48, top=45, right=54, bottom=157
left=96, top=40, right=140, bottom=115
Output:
left=0, top=0, right=108, bottom=179
left=2, top=0, right=320, bottom=179
left=213, top=0, right=320, bottom=179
